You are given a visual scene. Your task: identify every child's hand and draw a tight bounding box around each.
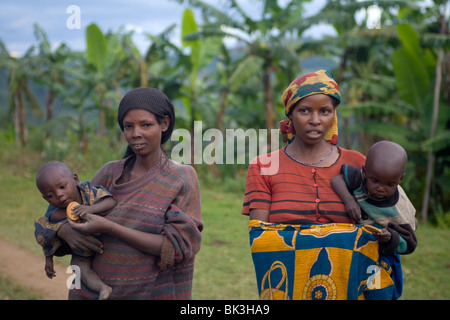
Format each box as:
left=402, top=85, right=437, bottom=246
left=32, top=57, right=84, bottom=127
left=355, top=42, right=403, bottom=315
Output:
left=344, top=199, right=362, bottom=222
left=373, top=228, right=391, bottom=243
left=45, top=256, right=56, bottom=279
left=71, top=204, right=94, bottom=219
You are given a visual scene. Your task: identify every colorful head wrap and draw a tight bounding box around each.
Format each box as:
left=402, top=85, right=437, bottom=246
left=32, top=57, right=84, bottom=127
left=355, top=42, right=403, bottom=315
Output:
left=279, top=69, right=341, bottom=144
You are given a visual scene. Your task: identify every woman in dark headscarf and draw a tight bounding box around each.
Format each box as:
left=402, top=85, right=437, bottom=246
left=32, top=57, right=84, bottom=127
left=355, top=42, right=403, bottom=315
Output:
left=35, top=88, right=202, bottom=299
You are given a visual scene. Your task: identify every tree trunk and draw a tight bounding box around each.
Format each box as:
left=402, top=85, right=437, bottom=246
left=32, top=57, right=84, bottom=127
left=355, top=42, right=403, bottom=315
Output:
left=421, top=47, right=444, bottom=224
left=337, top=49, right=349, bottom=148
left=263, top=70, right=274, bottom=150
left=216, top=89, right=228, bottom=132
left=45, top=89, right=55, bottom=139
left=420, top=9, right=447, bottom=224
left=140, top=59, right=148, bottom=87
left=14, top=88, right=26, bottom=147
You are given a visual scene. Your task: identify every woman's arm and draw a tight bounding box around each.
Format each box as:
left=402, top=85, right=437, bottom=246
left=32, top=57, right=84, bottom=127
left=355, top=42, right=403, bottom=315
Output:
left=71, top=197, right=117, bottom=218
left=242, top=156, right=272, bottom=218
left=68, top=214, right=164, bottom=256
left=69, top=164, right=203, bottom=266
left=57, top=222, right=104, bottom=254
left=331, top=174, right=361, bottom=222
left=35, top=205, right=103, bottom=256
left=249, top=209, right=270, bottom=222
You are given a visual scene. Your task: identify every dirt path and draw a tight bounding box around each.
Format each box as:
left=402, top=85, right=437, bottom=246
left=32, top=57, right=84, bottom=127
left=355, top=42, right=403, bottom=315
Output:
left=0, top=237, right=68, bottom=299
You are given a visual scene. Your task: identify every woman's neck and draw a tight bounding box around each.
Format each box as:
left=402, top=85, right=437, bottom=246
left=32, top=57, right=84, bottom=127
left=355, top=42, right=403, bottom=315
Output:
left=134, top=148, right=162, bottom=173
left=287, top=139, right=329, bottom=157
left=285, top=139, right=338, bottom=167
left=120, top=148, right=163, bottom=184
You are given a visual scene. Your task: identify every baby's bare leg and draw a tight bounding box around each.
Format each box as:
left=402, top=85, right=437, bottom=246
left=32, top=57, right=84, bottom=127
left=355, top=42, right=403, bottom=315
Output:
left=71, top=255, right=112, bottom=300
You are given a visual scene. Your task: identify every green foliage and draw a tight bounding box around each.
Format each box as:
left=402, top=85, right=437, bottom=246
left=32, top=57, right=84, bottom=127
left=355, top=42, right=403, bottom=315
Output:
left=434, top=211, right=450, bottom=229
left=393, top=24, right=432, bottom=109
left=86, top=24, right=108, bottom=72
left=0, top=0, right=449, bottom=225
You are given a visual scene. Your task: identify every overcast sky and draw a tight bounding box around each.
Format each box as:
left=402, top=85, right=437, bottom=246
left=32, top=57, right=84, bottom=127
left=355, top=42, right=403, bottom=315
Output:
left=0, top=0, right=335, bottom=56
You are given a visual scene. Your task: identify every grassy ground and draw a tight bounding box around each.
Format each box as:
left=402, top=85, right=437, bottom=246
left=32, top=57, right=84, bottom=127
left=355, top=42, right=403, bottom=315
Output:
left=401, top=226, right=450, bottom=299
left=1, top=147, right=449, bottom=300
left=0, top=274, right=43, bottom=300
left=192, top=182, right=256, bottom=299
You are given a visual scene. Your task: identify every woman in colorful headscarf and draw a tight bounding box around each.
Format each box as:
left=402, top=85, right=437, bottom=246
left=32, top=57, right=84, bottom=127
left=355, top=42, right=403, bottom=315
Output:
left=243, top=69, right=366, bottom=224
left=242, top=71, right=398, bottom=300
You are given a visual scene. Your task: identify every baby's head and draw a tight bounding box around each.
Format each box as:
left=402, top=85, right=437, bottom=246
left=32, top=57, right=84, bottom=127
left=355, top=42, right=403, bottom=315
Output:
left=363, top=141, right=407, bottom=200
left=36, top=161, right=80, bottom=208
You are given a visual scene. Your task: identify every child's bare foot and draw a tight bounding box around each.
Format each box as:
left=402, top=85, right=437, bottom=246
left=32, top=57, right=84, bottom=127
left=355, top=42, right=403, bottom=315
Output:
left=98, top=285, right=112, bottom=300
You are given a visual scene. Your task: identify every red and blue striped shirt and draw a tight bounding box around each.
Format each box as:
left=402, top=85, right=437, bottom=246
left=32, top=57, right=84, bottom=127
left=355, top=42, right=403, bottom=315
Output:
left=242, top=147, right=365, bottom=224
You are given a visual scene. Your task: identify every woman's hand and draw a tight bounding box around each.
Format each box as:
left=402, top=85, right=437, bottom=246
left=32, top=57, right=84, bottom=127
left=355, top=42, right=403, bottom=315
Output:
left=68, top=214, right=114, bottom=236
left=57, top=222, right=104, bottom=254
left=70, top=213, right=164, bottom=257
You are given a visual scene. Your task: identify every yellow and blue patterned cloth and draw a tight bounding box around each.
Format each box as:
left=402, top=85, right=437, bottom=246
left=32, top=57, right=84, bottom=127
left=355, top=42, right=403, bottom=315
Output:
left=249, top=220, right=398, bottom=300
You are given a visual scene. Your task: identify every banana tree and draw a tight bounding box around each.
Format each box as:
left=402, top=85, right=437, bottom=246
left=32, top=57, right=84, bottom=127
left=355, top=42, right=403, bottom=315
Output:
left=85, top=23, right=109, bottom=136
left=179, top=8, right=224, bottom=163
left=33, top=24, right=74, bottom=139
left=295, top=0, right=421, bottom=149
left=84, top=24, right=144, bottom=136
left=175, top=0, right=308, bottom=134
left=42, top=24, right=133, bottom=153
left=181, top=7, right=202, bottom=132
left=342, top=21, right=449, bottom=223
left=0, top=41, right=41, bottom=147
left=393, top=22, right=450, bottom=223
